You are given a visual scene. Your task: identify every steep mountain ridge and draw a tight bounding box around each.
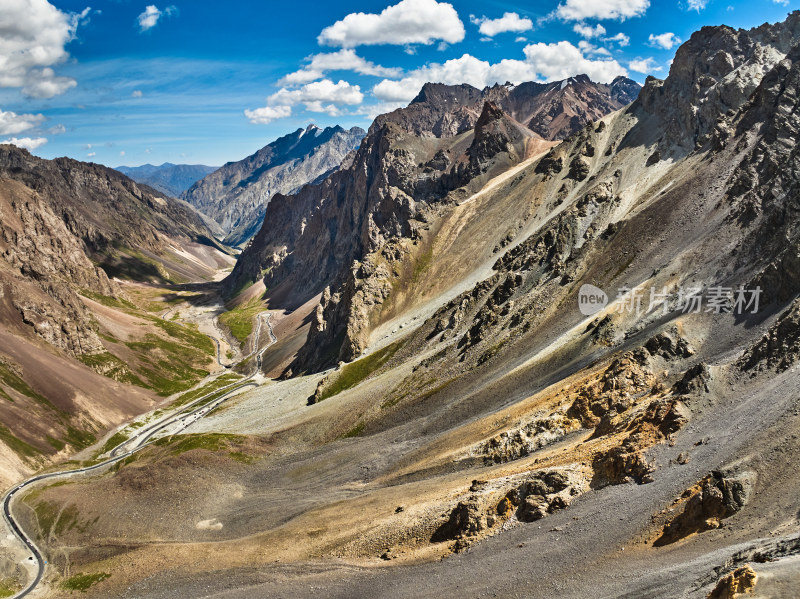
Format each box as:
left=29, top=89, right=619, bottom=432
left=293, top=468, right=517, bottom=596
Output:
left=227, top=75, right=640, bottom=369
left=182, top=124, right=365, bottom=246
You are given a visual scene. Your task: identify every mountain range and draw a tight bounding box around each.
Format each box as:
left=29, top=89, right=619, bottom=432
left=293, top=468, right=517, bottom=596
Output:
left=115, top=162, right=219, bottom=198
left=2, top=11, right=800, bottom=599
left=181, top=124, right=366, bottom=247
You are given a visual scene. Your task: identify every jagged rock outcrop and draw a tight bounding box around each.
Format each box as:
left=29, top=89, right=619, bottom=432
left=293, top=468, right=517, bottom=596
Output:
left=655, top=470, right=756, bottom=545
left=638, top=12, right=800, bottom=147
left=182, top=124, right=365, bottom=246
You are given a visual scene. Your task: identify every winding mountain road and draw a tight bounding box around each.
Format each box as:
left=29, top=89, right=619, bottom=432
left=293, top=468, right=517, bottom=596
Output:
left=1, top=311, right=276, bottom=598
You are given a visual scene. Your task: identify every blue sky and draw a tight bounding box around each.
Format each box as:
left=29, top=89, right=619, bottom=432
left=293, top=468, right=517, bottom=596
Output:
left=0, top=0, right=796, bottom=167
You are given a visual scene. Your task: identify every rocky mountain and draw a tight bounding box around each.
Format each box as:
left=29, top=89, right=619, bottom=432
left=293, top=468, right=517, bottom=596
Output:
left=0, top=145, right=231, bottom=485
left=182, top=124, right=366, bottom=247
left=226, top=74, right=640, bottom=368
left=115, top=162, right=218, bottom=198
left=9, top=12, right=800, bottom=599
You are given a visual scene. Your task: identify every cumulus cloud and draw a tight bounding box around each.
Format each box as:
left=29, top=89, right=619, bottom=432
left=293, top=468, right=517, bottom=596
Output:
left=3, top=137, right=48, bottom=151
left=279, top=50, right=402, bottom=86
left=318, top=0, right=465, bottom=48
left=48, top=123, right=66, bottom=134
left=0, top=109, right=46, bottom=136
left=628, top=57, right=662, bottom=73
left=246, top=79, right=364, bottom=123
left=0, top=0, right=87, bottom=98
left=244, top=105, right=293, bottom=124
left=573, top=23, right=606, bottom=38
left=648, top=32, right=681, bottom=49
left=470, top=12, right=533, bottom=37
left=603, top=32, right=630, bottom=46
left=687, top=0, right=708, bottom=11
left=524, top=41, right=627, bottom=82
left=131, top=89, right=143, bottom=98
left=137, top=5, right=177, bottom=32
left=556, top=0, right=649, bottom=21
left=87, top=151, right=96, bottom=157
left=578, top=40, right=611, bottom=56
left=372, top=43, right=626, bottom=105
left=372, top=54, right=536, bottom=103
left=23, top=67, right=77, bottom=98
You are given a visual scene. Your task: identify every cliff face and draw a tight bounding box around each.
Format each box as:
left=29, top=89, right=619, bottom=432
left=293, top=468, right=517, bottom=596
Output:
left=181, top=125, right=365, bottom=246
left=0, top=145, right=223, bottom=355
left=637, top=12, right=800, bottom=147
left=227, top=74, right=638, bottom=371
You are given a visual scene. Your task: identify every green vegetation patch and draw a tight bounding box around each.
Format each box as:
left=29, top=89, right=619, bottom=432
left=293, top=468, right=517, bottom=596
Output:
left=64, top=425, right=97, bottom=450
left=0, top=362, right=51, bottom=406
left=0, top=424, right=41, bottom=459
left=149, top=318, right=215, bottom=357
left=153, top=432, right=252, bottom=460
left=0, top=578, right=19, bottom=598
left=99, top=430, right=129, bottom=455
left=341, top=422, right=366, bottom=438
left=61, top=572, right=110, bottom=592
left=78, top=289, right=137, bottom=312
left=219, top=297, right=264, bottom=345
left=78, top=352, right=146, bottom=387
left=172, top=373, right=242, bottom=408
left=125, top=334, right=211, bottom=396
left=317, top=340, right=403, bottom=402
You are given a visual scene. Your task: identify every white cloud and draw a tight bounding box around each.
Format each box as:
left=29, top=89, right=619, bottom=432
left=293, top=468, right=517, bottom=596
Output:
left=3, top=137, right=48, bottom=151
left=244, top=105, right=293, bottom=124
left=131, top=89, right=143, bottom=98
left=137, top=5, right=177, bottom=32
left=246, top=79, right=364, bottom=123
left=524, top=41, right=627, bottom=82
left=119, top=150, right=125, bottom=157
left=648, top=32, right=681, bottom=49
left=470, top=12, right=533, bottom=37
left=0, top=0, right=85, bottom=98
left=48, top=123, right=66, bottom=134
left=22, top=67, right=77, bottom=98
left=318, top=0, right=465, bottom=48
left=628, top=57, right=662, bottom=73
left=573, top=23, right=606, bottom=38
left=0, top=109, right=46, bottom=136
left=556, top=0, right=649, bottom=21
left=603, top=32, right=630, bottom=46
left=687, top=0, right=708, bottom=11
left=373, top=54, right=535, bottom=103
left=87, top=151, right=96, bottom=157
left=269, top=79, right=363, bottom=107
left=578, top=40, right=611, bottom=56
left=372, top=44, right=626, bottom=105
left=515, top=36, right=527, bottom=42
left=773, top=0, right=789, bottom=5
left=279, top=50, right=401, bottom=86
